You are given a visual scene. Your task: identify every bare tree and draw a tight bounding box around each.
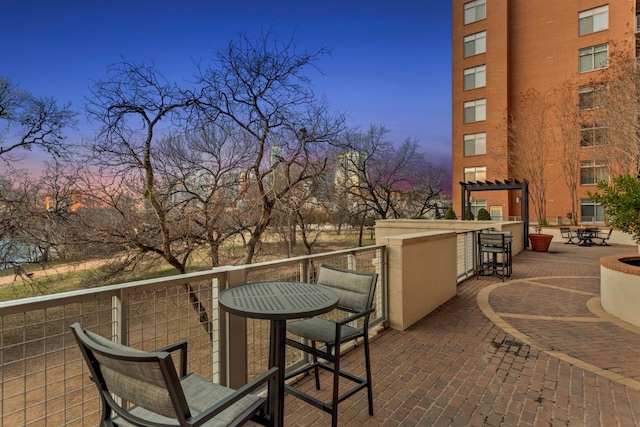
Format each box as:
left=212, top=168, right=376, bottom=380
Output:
left=155, top=124, right=253, bottom=266
left=0, top=170, right=38, bottom=269
left=509, top=89, right=552, bottom=226
left=337, top=125, right=447, bottom=221
left=295, top=203, right=329, bottom=254
left=23, top=162, right=85, bottom=262
left=596, top=51, right=640, bottom=176
left=84, top=61, right=200, bottom=270
left=196, top=30, right=345, bottom=264
left=83, top=60, right=218, bottom=339
left=275, top=169, right=331, bottom=255
left=553, top=81, right=582, bottom=225
left=0, top=75, right=77, bottom=160
left=0, top=164, right=83, bottom=292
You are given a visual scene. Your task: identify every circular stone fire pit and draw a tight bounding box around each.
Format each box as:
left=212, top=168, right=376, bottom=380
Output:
left=600, top=254, right=640, bottom=328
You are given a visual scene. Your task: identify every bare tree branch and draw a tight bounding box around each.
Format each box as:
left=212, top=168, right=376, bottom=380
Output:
left=0, top=76, right=77, bottom=160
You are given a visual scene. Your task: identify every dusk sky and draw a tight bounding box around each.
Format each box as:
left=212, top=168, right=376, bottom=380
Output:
left=2, top=0, right=452, bottom=170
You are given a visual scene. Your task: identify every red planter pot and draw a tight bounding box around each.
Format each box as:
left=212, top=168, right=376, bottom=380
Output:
left=529, top=233, right=553, bottom=252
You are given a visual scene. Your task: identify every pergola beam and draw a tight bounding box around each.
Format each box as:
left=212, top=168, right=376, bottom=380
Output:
left=459, top=180, right=529, bottom=248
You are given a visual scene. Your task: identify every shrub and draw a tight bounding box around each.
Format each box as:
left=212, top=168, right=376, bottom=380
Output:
left=589, top=174, right=640, bottom=243
left=464, top=209, right=475, bottom=220
left=477, top=208, right=491, bottom=221
left=444, top=208, right=457, bottom=219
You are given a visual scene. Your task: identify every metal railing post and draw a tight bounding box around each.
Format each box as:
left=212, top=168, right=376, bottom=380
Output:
left=224, top=268, right=248, bottom=389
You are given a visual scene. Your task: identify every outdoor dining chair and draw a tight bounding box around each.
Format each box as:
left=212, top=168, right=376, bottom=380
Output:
left=70, top=322, right=278, bottom=427
left=477, top=232, right=512, bottom=281
left=559, top=227, right=578, bottom=244
left=594, top=227, right=613, bottom=246
left=284, top=264, right=378, bottom=427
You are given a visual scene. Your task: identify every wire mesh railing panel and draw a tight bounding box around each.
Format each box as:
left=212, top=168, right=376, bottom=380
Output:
left=0, top=276, right=221, bottom=426
left=1, top=297, right=114, bottom=426
left=125, top=279, right=219, bottom=382
left=456, top=231, right=477, bottom=282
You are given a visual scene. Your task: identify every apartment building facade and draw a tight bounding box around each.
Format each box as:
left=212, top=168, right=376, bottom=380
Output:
left=452, top=0, right=637, bottom=224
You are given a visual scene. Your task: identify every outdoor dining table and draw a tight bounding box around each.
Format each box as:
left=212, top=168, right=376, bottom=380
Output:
left=218, top=281, right=339, bottom=427
left=573, top=227, right=599, bottom=246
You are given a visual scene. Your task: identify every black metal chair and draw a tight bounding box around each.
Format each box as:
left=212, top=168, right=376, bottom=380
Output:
left=559, top=227, right=578, bottom=244
left=284, top=264, right=378, bottom=427
left=477, top=232, right=511, bottom=281
left=70, top=322, right=278, bottom=427
left=594, top=227, right=613, bottom=246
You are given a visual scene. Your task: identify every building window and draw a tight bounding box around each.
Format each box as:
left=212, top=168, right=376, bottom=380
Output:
left=580, top=123, right=607, bottom=147
left=579, top=44, right=608, bottom=73
left=469, top=199, right=487, bottom=217
left=464, top=0, right=486, bottom=25
left=463, top=99, right=486, bottom=123
left=464, top=31, right=486, bottom=57
left=579, top=5, right=608, bottom=36
left=489, top=206, right=503, bottom=221
left=464, top=65, right=486, bottom=90
left=580, top=160, right=607, bottom=185
left=464, top=166, right=486, bottom=182
left=580, top=198, right=605, bottom=222
left=579, top=83, right=606, bottom=109
left=464, top=132, right=486, bottom=156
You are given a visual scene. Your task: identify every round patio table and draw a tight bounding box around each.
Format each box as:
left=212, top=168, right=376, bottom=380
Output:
left=219, top=281, right=339, bottom=427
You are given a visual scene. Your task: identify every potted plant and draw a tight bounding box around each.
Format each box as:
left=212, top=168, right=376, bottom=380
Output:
left=529, top=223, right=553, bottom=252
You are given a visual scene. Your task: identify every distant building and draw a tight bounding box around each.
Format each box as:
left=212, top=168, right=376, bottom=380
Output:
left=270, top=145, right=282, bottom=167
left=452, top=1, right=637, bottom=223
left=334, top=151, right=363, bottom=190
left=45, top=191, right=82, bottom=212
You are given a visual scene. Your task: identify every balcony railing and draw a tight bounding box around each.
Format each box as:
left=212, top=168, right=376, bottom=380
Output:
left=0, top=245, right=386, bottom=426
left=0, top=221, right=502, bottom=427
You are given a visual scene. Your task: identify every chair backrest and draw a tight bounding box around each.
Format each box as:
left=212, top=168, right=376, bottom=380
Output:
left=315, top=264, right=378, bottom=313
left=70, top=323, right=190, bottom=424
left=486, top=230, right=512, bottom=236
left=478, top=232, right=505, bottom=248
left=559, top=227, right=571, bottom=237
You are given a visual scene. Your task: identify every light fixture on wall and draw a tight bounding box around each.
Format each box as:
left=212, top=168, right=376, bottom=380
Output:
left=516, top=196, right=521, bottom=203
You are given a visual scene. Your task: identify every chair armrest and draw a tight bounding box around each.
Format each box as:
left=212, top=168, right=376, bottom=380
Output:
left=156, top=340, right=188, bottom=377
left=336, top=306, right=375, bottom=327
left=189, top=367, right=279, bottom=426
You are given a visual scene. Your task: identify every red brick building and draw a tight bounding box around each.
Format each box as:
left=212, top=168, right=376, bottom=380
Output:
left=452, top=1, right=637, bottom=224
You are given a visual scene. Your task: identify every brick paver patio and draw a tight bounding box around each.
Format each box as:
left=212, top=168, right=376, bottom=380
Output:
left=283, top=241, right=640, bottom=426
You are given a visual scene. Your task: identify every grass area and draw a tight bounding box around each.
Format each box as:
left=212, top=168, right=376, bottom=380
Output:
left=0, top=229, right=375, bottom=302
left=0, top=265, right=96, bottom=300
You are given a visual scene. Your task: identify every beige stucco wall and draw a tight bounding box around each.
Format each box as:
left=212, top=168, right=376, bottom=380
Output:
left=600, top=255, right=640, bottom=328
left=376, top=219, right=524, bottom=255
left=374, top=219, right=526, bottom=331
left=377, top=231, right=457, bottom=331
